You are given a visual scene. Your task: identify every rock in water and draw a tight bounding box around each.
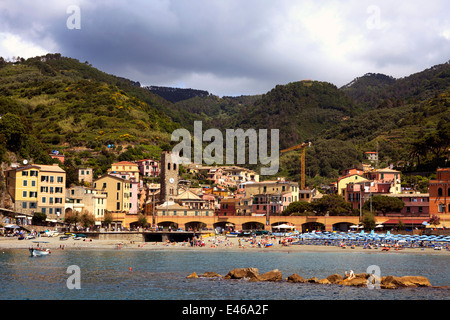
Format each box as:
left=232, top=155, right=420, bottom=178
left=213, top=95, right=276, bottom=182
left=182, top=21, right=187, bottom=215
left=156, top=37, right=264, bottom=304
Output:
left=287, top=274, right=307, bottom=283
left=223, top=268, right=259, bottom=280
left=327, top=274, right=344, bottom=284
left=258, top=269, right=282, bottom=282
left=186, top=272, right=198, bottom=279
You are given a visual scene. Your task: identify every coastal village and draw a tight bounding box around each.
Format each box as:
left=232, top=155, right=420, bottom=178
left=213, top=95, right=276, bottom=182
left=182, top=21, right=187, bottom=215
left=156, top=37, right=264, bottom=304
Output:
left=1, top=148, right=449, bottom=235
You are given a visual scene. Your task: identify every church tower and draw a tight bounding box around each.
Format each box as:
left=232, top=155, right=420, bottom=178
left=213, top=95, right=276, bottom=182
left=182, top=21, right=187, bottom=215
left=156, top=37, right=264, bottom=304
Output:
left=160, top=151, right=179, bottom=203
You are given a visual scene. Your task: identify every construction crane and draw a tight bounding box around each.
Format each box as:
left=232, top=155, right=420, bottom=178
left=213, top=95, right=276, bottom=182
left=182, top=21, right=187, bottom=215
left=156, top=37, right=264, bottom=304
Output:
left=281, top=142, right=311, bottom=190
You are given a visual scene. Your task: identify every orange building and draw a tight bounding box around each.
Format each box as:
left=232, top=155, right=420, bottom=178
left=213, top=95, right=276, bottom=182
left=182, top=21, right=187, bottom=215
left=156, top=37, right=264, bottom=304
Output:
left=429, top=168, right=450, bottom=215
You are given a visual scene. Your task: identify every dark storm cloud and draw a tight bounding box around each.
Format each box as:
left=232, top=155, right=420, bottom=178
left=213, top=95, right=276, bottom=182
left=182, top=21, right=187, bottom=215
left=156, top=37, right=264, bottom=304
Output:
left=1, top=0, right=449, bottom=96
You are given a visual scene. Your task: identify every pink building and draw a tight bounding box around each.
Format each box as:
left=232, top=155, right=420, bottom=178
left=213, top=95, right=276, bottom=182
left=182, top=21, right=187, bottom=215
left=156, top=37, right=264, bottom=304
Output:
left=136, top=159, right=160, bottom=178
left=251, top=192, right=293, bottom=215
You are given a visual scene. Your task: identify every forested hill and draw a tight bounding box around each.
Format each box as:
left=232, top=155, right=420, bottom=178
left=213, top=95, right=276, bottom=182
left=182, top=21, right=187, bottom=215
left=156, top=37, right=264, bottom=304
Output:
left=145, top=85, right=210, bottom=103
left=0, top=54, right=448, bottom=187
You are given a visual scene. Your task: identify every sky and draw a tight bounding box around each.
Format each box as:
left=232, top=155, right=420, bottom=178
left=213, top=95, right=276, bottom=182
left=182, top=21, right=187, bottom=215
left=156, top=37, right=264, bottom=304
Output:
left=0, top=0, right=449, bottom=96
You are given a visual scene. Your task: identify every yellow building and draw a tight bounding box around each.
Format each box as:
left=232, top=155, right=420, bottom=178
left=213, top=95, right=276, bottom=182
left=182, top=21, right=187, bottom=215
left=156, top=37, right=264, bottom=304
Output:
left=335, top=174, right=369, bottom=197
left=93, top=175, right=132, bottom=213
left=5, top=165, right=40, bottom=215
left=241, top=180, right=300, bottom=202
left=109, top=161, right=140, bottom=181
left=6, top=164, right=66, bottom=223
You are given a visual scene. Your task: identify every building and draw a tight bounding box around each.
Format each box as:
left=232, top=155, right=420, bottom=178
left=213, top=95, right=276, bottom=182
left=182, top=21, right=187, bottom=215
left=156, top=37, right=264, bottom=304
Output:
left=365, top=151, right=378, bottom=162
left=78, top=167, right=93, bottom=185
left=109, top=172, right=139, bottom=214
left=216, top=198, right=239, bottom=216
left=5, top=164, right=66, bottom=223
left=109, top=161, right=140, bottom=181
left=5, top=165, right=40, bottom=215
left=222, top=166, right=260, bottom=185
left=135, top=159, right=160, bottom=177
left=36, top=164, right=66, bottom=223
left=364, top=168, right=402, bottom=194
left=93, top=175, right=132, bottom=213
left=334, top=174, right=369, bottom=197
left=155, top=201, right=212, bottom=218
left=240, top=179, right=300, bottom=202
left=385, top=193, right=429, bottom=217
left=159, top=151, right=179, bottom=203
left=66, top=186, right=107, bottom=226
left=429, top=168, right=450, bottom=215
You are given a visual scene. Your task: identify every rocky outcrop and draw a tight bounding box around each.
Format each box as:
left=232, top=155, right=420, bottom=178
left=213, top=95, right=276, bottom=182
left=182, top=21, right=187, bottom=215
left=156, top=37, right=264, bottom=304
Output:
left=188, top=269, right=433, bottom=289
left=381, top=276, right=431, bottom=288
left=258, top=269, right=282, bottom=282
left=326, top=274, right=344, bottom=284
left=199, top=272, right=222, bottom=278
left=307, top=277, right=319, bottom=283
left=287, top=274, right=307, bottom=283
left=223, top=268, right=259, bottom=280
left=186, top=272, right=198, bottom=279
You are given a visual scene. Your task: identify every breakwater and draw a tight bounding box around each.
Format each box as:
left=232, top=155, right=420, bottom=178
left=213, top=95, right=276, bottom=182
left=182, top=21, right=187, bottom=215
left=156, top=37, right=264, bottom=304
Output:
left=187, top=267, right=435, bottom=289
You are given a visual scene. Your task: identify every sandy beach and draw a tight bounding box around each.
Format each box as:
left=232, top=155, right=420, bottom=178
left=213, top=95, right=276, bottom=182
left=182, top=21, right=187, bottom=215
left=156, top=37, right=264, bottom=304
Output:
left=1, top=234, right=449, bottom=255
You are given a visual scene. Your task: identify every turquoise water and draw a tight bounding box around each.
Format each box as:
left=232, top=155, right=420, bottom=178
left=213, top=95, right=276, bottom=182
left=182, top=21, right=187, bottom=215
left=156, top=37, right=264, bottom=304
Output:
left=0, top=249, right=448, bottom=300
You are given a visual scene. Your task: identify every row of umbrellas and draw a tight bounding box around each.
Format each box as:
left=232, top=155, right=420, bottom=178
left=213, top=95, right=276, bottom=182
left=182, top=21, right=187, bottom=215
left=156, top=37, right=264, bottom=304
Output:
left=293, top=230, right=450, bottom=247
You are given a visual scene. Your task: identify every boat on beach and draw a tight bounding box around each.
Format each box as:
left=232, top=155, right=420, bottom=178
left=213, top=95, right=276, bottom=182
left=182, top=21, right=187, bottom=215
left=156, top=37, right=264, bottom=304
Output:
left=29, top=241, right=51, bottom=257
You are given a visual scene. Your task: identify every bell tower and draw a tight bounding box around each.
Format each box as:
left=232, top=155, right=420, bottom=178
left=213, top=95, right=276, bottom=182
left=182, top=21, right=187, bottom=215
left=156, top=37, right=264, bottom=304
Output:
left=160, top=151, right=179, bottom=203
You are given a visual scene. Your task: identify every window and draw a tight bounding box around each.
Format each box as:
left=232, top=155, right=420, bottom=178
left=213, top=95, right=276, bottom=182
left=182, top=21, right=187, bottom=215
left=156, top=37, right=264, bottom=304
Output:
left=117, top=183, right=121, bottom=191
left=23, top=191, right=27, bottom=198
left=23, top=202, right=27, bottom=209
left=102, top=183, right=106, bottom=189
left=29, top=192, right=37, bottom=198
left=22, top=171, right=28, bottom=176
left=50, top=176, right=54, bottom=183
left=116, top=202, right=120, bottom=210
left=31, top=180, right=36, bottom=187
left=173, top=211, right=177, bottom=216
left=42, top=197, right=46, bottom=203
left=57, top=177, right=63, bottom=183
left=184, top=211, right=187, bottom=216
left=23, top=180, right=27, bottom=187
left=419, top=207, right=423, bottom=213
left=438, top=188, right=443, bottom=196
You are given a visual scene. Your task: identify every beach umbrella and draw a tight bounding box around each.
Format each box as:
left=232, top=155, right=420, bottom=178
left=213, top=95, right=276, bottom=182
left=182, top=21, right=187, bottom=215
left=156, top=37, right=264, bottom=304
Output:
left=4, top=224, right=20, bottom=229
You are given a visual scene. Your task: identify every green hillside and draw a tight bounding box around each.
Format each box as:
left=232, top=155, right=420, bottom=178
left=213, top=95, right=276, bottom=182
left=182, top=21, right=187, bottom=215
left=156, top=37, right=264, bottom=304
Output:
left=0, top=54, right=449, bottom=189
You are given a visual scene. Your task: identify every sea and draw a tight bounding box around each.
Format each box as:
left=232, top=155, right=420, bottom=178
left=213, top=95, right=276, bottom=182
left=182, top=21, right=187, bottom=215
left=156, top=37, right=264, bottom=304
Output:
left=0, top=248, right=448, bottom=302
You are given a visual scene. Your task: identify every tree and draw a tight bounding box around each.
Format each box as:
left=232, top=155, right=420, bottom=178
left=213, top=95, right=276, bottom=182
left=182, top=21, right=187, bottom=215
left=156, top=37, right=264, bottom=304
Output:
left=428, top=214, right=440, bottom=228
left=0, top=113, right=27, bottom=152
left=103, top=211, right=113, bottom=228
left=365, top=195, right=404, bottom=215
left=282, top=201, right=312, bottom=216
left=361, top=211, right=376, bottom=230
left=311, top=194, right=352, bottom=216
left=80, top=211, right=95, bottom=229
left=137, top=214, right=150, bottom=228
left=32, top=212, right=47, bottom=226
left=64, top=208, right=80, bottom=229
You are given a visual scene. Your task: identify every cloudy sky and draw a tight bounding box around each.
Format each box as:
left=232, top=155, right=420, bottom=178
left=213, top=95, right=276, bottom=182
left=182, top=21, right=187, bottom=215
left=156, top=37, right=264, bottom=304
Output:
left=0, top=0, right=449, bottom=96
